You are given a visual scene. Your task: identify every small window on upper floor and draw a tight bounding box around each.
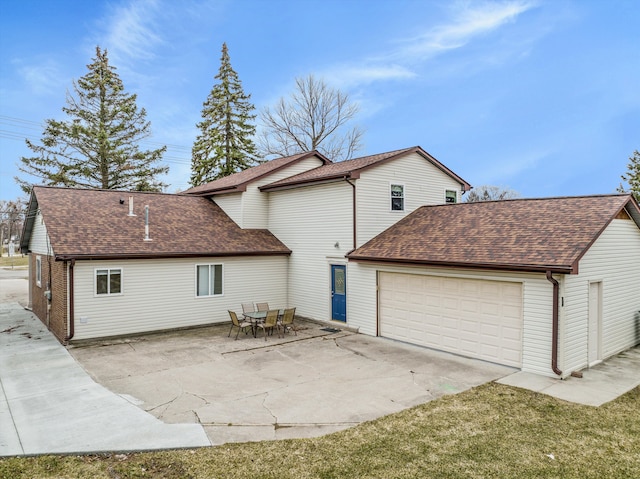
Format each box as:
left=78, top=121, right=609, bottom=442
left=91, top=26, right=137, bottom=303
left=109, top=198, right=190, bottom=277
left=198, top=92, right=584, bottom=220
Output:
left=391, top=184, right=404, bottom=211
left=445, top=190, right=458, bottom=203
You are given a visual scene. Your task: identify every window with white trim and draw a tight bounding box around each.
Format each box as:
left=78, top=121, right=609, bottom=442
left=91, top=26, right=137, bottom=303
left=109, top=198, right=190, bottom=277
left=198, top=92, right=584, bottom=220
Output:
left=196, top=264, right=223, bottom=297
left=445, top=189, right=458, bottom=203
left=391, top=184, right=404, bottom=211
left=95, top=268, right=122, bottom=296
left=35, top=256, right=42, bottom=287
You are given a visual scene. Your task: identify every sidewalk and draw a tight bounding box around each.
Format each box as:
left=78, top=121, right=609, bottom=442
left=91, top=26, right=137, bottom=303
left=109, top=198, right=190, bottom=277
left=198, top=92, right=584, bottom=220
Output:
left=0, top=302, right=210, bottom=457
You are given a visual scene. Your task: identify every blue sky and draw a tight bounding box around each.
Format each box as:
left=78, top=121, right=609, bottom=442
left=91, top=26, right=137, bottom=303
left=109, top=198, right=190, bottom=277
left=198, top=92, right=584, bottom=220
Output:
left=1, top=0, right=638, bottom=202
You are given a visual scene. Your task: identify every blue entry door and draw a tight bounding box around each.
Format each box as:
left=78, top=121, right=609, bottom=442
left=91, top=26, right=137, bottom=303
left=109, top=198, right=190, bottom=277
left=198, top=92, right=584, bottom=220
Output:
left=331, top=265, right=346, bottom=322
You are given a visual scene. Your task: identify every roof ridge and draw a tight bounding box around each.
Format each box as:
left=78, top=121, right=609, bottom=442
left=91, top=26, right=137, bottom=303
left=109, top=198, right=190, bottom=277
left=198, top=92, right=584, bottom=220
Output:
left=32, top=185, right=193, bottom=197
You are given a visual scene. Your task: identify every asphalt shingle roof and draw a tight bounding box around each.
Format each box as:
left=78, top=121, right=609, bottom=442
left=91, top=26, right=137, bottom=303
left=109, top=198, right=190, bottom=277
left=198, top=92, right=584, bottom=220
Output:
left=184, top=151, right=331, bottom=195
left=260, top=146, right=471, bottom=191
left=347, top=194, right=640, bottom=273
left=28, top=186, right=290, bottom=260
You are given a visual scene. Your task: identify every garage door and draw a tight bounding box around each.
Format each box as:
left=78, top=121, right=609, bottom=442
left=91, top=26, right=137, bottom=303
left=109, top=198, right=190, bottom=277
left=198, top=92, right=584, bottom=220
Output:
left=379, top=272, right=523, bottom=367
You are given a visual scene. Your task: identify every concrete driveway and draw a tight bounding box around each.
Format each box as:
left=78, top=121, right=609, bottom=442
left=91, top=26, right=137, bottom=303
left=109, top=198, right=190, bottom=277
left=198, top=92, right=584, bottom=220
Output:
left=68, top=322, right=515, bottom=446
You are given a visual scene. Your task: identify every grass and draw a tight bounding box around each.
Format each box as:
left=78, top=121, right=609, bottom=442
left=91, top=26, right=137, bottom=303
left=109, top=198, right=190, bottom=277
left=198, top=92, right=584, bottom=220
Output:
left=0, top=255, right=28, bottom=268
left=1, top=382, right=638, bottom=478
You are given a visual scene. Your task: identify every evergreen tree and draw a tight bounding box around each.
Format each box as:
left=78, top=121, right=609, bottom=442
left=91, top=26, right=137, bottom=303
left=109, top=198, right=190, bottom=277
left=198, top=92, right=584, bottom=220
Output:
left=190, top=43, right=257, bottom=186
left=16, top=46, right=168, bottom=193
left=618, top=150, right=640, bottom=200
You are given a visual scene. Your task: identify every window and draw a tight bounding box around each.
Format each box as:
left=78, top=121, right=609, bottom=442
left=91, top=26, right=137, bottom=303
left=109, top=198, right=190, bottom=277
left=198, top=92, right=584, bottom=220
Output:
left=391, top=184, right=404, bottom=211
left=95, top=268, right=122, bottom=296
left=445, top=190, right=458, bottom=203
left=35, top=256, right=42, bottom=287
left=196, top=264, right=223, bottom=297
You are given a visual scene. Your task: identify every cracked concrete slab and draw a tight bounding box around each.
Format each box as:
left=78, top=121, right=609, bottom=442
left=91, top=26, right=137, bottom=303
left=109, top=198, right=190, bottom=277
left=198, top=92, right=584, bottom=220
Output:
left=69, top=321, right=515, bottom=446
left=0, top=302, right=210, bottom=456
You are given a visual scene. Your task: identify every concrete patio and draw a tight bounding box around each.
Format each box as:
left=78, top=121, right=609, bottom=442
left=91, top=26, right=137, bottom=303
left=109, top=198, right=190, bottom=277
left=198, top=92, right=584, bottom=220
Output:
left=67, top=318, right=515, bottom=446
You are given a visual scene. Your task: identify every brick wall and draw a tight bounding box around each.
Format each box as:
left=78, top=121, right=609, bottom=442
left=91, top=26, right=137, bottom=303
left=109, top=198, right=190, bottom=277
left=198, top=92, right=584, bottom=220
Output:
left=29, top=254, right=68, bottom=343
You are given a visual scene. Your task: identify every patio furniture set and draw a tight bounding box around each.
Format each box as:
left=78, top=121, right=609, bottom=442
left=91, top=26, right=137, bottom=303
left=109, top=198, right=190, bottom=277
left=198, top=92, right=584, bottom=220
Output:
left=228, top=303, right=297, bottom=340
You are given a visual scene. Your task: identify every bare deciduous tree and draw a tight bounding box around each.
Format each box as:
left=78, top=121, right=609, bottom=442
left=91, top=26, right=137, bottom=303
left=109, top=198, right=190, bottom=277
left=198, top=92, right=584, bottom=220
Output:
left=465, top=185, right=520, bottom=202
left=259, top=75, right=363, bottom=161
left=0, top=197, right=26, bottom=252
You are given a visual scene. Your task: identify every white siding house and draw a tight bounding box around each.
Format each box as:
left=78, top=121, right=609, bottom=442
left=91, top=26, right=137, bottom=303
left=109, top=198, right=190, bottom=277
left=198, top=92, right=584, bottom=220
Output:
left=348, top=263, right=555, bottom=375
left=194, top=146, right=470, bottom=325
left=71, top=256, right=288, bottom=340
left=355, top=151, right=465, bottom=247
left=22, top=146, right=638, bottom=381
left=21, top=187, right=291, bottom=343
left=347, top=195, right=640, bottom=378
left=256, top=146, right=471, bottom=323
left=267, top=182, right=354, bottom=322
left=28, top=211, right=52, bottom=255
left=562, top=217, right=640, bottom=373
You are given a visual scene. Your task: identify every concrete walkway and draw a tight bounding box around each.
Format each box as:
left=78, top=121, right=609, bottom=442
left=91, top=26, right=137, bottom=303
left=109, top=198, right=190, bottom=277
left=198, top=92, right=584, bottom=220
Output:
left=0, top=302, right=210, bottom=456
left=497, top=345, right=640, bottom=406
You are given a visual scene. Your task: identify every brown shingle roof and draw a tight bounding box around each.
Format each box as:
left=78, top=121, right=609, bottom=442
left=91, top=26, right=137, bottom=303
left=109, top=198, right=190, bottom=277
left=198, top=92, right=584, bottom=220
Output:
left=27, top=187, right=290, bottom=260
left=184, top=151, right=331, bottom=196
left=260, top=146, right=471, bottom=191
left=347, top=195, right=640, bottom=274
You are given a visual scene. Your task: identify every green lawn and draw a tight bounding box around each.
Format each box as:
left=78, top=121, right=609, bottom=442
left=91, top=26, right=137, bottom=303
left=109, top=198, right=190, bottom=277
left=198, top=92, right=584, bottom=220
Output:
left=0, top=255, right=28, bottom=268
left=2, top=382, right=638, bottom=478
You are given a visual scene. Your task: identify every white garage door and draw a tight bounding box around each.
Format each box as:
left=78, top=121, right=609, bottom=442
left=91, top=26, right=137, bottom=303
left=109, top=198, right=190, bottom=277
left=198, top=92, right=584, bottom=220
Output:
left=379, top=272, right=523, bottom=367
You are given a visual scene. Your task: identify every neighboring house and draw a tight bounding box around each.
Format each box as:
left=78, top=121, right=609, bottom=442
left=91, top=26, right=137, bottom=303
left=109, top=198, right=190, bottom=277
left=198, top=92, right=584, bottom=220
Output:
left=346, top=195, right=640, bottom=378
left=20, top=187, right=290, bottom=342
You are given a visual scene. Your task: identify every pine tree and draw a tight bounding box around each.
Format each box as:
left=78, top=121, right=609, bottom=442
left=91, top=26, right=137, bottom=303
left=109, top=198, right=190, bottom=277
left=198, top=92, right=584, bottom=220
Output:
left=618, top=150, right=640, bottom=200
left=16, top=46, right=168, bottom=193
left=190, top=43, right=257, bottom=186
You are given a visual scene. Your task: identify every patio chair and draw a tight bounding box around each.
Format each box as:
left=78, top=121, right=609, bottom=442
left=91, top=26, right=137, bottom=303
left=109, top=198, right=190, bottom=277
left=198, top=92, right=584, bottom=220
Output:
left=256, top=302, right=269, bottom=312
left=228, top=310, right=253, bottom=340
left=256, top=309, right=279, bottom=341
left=241, top=302, right=255, bottom=319
left=278, top=307, right=297, bottom=336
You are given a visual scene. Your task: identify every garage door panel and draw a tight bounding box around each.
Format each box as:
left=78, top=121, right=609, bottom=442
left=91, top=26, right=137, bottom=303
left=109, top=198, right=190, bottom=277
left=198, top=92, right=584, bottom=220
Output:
left=502, top=305, right=522, bottom=319
left=461, top=299, right=479, bottom=313
left=502, top=325, right=521, bottom=341
left=379, top=272, right=523, bottom=367
left=460, top=319, right=479, bottom=333
left=481, top=323, right=499, bottom=338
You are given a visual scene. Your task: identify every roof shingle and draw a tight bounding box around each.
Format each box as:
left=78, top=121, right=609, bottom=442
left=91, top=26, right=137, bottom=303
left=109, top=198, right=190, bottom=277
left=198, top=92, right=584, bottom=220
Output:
left=184, top=151, right=330, bottom=195
left=28, top=187, right=290, bottom=260
left=347, top=195, right=640, bottom=273
left=260, top=146, right=471, bottom=191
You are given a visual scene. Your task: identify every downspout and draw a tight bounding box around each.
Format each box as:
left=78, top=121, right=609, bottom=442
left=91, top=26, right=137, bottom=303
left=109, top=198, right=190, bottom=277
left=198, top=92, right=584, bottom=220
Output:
left=345, top=177, right=356, bottom=249
left=64, top=259, right=75, bottom=343
left=546, top=271, right=562, bottom=376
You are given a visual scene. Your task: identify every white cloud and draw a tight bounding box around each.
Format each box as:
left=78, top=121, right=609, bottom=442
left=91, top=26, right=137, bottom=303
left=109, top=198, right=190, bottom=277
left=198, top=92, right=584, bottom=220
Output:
left=399, top=1, right=537, bottom=61
left=15, top=59, right=66, bottom=96
left=98, top=0, right=165, bottom=66
left=322, top=1, right=536, bottom=91
left=324, top=63, right=417, bottom=89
